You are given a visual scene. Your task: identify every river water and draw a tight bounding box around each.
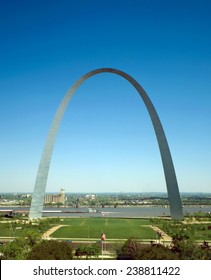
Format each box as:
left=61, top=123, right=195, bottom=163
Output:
left=1, top=205, right=211, bottom=218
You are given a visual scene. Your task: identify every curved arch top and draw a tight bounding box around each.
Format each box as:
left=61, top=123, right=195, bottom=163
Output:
left=29, top=68, right=183, bottom=220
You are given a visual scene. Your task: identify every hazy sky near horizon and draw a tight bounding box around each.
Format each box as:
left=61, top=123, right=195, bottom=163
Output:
left=1, top=0, right=211, bottom=193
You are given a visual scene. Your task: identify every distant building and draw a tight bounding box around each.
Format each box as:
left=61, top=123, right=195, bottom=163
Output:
left=44, top=189, right=66, bottom=205
left=85, top=194, right=96, bottom=200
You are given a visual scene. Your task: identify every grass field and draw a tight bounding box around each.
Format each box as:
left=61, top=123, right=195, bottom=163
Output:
left=1, top=217, right=211, bottom=241
left=51, top=218, right=156, bottom=240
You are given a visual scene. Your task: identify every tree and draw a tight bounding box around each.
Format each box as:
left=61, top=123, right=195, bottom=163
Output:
left=27, top=240, right=74, bottom=260
left=2, top=238, right=31, bottom=260
left=24, top=230, right=42, bottom=247
left=116, top=238, right=178, bottom=260
left=171, top=237, right=211, bottom=260
left=1, top=230, right=41, bottom=260
left=75, top=243, right=101, bottom=259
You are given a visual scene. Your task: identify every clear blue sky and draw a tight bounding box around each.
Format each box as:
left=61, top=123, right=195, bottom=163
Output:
left=1, top=0, right=211, bottom=193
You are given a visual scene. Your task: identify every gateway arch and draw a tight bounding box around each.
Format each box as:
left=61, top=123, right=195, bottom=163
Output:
left=29, top=68, right=183, bottom=220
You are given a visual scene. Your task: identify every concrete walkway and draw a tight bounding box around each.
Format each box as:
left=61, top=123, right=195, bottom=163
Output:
left=149, top=225, right=172, bottom=242
left=42, top=225, right=66, bottom=239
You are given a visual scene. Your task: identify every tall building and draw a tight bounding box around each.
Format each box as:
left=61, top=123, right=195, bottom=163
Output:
left=44, top=188, right=66, bottom=205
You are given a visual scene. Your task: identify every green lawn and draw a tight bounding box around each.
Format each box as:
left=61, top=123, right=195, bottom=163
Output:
left=0, top=223, right=30, bottom=237
left=156, top=220, right=211, bottom=241
left=0, top=221, right=53, bottom=237
left=191, top=224, right=211, bottom=240
left=51, top=218, right=156, bottom=240
left=1, top=217, right=211, bottom=241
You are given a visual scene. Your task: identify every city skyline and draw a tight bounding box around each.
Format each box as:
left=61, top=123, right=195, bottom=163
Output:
left=1, top=0, right=211, bottom=194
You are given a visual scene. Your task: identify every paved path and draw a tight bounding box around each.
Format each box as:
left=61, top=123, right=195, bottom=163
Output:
left=149, top=225, right=172, bottom=242
left=42, top=225, right=66, bottom=239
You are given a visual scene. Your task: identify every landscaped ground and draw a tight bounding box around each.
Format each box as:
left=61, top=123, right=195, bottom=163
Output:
left=193, top=224, right=211, bottom=239
left=1, top=217, right=211, bottom=242
left=155, top=219, right=211, bottom=241
left=51, top=218, right=156, bottom=240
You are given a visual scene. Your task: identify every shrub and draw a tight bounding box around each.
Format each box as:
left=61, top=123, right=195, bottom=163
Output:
left=27, top=240, right=73, bottom=260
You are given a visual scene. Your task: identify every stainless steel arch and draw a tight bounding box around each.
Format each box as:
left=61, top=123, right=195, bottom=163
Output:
left=29, top=68, right=183, bottom=220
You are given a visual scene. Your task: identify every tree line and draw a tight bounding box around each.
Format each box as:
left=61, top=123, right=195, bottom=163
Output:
left=1, top=232, right=211, bottom=260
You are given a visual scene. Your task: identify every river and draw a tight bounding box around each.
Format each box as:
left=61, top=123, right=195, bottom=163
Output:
left=0, top=205, right=211, bottom=218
